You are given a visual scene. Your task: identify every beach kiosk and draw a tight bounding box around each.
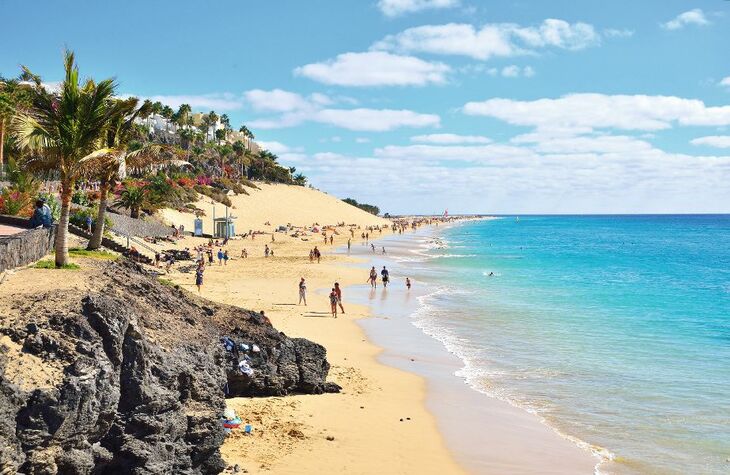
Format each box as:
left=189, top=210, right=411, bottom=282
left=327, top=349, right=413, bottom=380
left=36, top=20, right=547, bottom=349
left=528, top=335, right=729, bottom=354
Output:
left=213, top=217, right=235, bottom=238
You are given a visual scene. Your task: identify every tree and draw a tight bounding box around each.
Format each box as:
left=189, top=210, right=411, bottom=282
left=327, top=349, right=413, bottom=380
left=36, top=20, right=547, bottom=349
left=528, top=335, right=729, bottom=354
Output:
left=239, top=124, right=254, bottom=140
left=87, top=98, right=178, bottom=250
left=12, top=50, right=117, bottom=266
left=199, top=115, right=211, bottom=142
left=215, top=128, right=226, bottom=145
left=293, top=173, right=307, bottom=186
left=161, top=105, right=174, bottom=132
left=207, top=111, right=218, bottom=142
left=0, top=76, right=32, bottom=179
left=115, top=184, right=146, bottom=218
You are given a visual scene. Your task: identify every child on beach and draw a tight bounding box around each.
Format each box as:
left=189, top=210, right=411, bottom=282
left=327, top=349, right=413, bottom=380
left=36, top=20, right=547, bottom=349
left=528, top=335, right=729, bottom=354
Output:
left=223, top=250, right=229, bottom=265
left=334, top=282, right=345, bottom=314
left=298, top=278, right=307, bottom=305
left=217, top=249, right=224, bottom=265
left=329, top=288, right=338, bottom=318
left=347, top=239, right=351, bottom=251
left=265, top=245, right=270, bottom=257
left=241, top=249, right=248, bottom=258
left=195, top=266, right=204, bottom=293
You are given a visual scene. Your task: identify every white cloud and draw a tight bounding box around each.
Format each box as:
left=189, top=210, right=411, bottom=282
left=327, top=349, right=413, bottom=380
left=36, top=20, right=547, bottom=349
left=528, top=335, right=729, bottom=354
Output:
left=411, top=133, right=491, bottom=144
left=720, top=77, right=730, bottom=87
left=355, top=137, right=371, bottom=144
left=662, top=9, right=709, bottom=30
left=604, top=28, right=634, bottom=38
left=377, top=0, right=459, bottom=17
left=299, top=139, right=730, bottom=214
left=244, top=89, right=321, bottom=113
left=691, top=136, right=730, bottom=148
left=313, top=108, right=440, bottom=131
left=294, top=51, right=451, bottom=87
left=463, top=93, right=730, bottom=131
left=256, top=140, right=294, bottom=154
left=372, top=19, right=600, bottom=60
left=144, top=93, right=244, bottom=111
left=499, top=65, right=536, bottom=78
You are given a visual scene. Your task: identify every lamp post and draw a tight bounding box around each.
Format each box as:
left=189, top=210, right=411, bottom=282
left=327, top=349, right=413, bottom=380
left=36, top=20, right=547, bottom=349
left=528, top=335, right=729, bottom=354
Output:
left=211, top=200, right=216, bottom=237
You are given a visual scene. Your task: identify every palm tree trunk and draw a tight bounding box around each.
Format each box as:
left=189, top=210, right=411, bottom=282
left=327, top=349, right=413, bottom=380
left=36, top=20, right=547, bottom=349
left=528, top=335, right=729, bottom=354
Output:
left=87, top=180, right=109, bottom=250
left=0, top=118, right=5, bottom=180
left=55, top=183, right=72, bottom=267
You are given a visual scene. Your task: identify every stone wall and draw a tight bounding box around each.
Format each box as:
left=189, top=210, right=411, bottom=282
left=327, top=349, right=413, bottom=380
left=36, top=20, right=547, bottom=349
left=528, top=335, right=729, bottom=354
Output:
left=0, top=216, right=55, bottom=273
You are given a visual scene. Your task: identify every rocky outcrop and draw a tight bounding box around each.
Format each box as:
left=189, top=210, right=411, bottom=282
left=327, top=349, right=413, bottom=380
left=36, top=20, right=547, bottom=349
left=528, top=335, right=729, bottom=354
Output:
left=0, top=259, right=338, bottom=474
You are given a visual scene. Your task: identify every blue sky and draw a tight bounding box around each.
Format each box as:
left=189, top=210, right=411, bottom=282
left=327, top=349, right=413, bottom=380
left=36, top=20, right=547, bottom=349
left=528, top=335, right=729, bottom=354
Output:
left=2, top=0, right=730, bottom=214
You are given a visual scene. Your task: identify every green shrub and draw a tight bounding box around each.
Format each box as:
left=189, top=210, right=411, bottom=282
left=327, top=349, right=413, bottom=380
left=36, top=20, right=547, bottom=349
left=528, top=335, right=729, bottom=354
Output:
left=194, top=185, right=232, bottom=207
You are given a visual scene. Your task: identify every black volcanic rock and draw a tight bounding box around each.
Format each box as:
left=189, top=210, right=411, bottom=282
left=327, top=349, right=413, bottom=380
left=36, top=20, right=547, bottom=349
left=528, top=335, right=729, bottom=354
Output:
left=0, top=259, right=338, bottom=474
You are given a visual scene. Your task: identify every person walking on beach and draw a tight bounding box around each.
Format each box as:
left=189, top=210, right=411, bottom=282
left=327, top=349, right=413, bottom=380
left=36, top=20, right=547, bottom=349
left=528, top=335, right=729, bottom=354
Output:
left=368, top=267, right=378, bottom=288
left=334, top=282, right=345, bottom=314
left=329, top=288, right=338, bottom=318
left=265, top=245, right=270, bottom=258
left=371, top=243, right=375, bottom=253
left=217, top=249, right=224, bottom=265
left=347, top=238, right=351, bottom=251
left=223, top=250, right=229, bottom=265
left=330, top=235, right=334, bottom=245
left=298, top=278, right=307, bottom=306
left=406, top=277, right=411, bottom=290
left=309, top=249, right=314, bottom=262
left=241, top=248, right=248, bottom=258
left=381, top=266, right=390, bottom=288
left=382, top=246, right=386, bottom=254
left=314, top=246, right=321, bottom=263
left=195, top=265, right=204, bottom=293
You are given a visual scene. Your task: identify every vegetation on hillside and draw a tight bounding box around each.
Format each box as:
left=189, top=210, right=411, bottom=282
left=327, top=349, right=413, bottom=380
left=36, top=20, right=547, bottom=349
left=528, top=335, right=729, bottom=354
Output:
left=343, top=198, right=380, bottom=216
left=1, top=49, right=308, bottom=266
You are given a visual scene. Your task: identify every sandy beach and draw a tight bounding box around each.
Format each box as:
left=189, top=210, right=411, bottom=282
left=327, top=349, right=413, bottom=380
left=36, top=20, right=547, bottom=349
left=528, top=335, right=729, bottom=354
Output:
left=151, top=185, right=597, bottom=474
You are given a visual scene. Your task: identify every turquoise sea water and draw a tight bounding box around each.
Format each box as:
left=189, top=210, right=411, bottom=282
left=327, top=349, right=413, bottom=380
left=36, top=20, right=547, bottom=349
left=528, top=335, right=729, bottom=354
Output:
left=397, top=216, right=730, bottom=474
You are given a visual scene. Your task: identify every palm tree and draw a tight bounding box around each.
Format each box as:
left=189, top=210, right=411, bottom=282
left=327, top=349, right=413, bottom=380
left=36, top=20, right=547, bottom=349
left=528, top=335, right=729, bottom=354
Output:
left=0, top=76, right=32, bottom=179
left=115, top=184, right=146, bottom=218
left=207, top=111, right=218, bottom=142
left=12, top=50, right=116, bottom=267
left=87, top=98, right=178, bottom=250
left=238, top=124, right=254, bottom=140
left=161, top=105, right=174, bottom=132
left=199, top=115, right=211, bottom=142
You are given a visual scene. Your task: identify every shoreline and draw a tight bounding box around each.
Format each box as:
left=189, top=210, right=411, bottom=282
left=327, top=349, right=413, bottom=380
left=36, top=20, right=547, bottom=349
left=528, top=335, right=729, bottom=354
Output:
left=341, top=224, right=602, bottom=474
left=161, top=217, right=598, bottom=473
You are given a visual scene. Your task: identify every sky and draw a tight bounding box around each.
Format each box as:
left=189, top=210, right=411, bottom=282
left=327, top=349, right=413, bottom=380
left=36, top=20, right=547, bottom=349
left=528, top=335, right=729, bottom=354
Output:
left=2, top=0, right=730, bottom=214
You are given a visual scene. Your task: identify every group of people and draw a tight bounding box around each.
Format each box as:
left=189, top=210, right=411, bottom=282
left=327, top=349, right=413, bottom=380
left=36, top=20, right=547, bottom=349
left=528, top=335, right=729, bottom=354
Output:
left=298, top=277, right=345, bottom=318
left=308, top=247, right=321, bottom=263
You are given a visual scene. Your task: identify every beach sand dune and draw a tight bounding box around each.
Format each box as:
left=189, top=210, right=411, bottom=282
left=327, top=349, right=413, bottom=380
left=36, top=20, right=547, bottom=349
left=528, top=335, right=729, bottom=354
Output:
left=160, top=183, right=390, bottom=235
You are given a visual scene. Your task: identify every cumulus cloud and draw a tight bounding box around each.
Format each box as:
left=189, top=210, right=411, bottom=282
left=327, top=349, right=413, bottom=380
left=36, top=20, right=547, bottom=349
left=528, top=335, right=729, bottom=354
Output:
left=662, top=9, right=709, bottom=30
left=720, top=77, right=730, bottom=87
left=411, top=133, right=491, bottom=144
left=462, top=93, right=730, bottom=131
left=691, top=136, right=730, bottom=148
left=377, top=0, right=460, bottom=17
left=244, top=89, right=328, bottom=113
left=256, top=140, right=296, bottom=154
left=299, top=138, right=730, bottom=214
left=294, top=51, right=451, bottom=87
left=372, top=19, right=600, bottom=60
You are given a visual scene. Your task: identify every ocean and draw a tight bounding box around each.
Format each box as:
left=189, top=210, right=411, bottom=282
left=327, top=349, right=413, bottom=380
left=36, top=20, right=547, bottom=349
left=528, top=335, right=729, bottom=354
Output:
left=374, top=215, right=730, bottom=474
